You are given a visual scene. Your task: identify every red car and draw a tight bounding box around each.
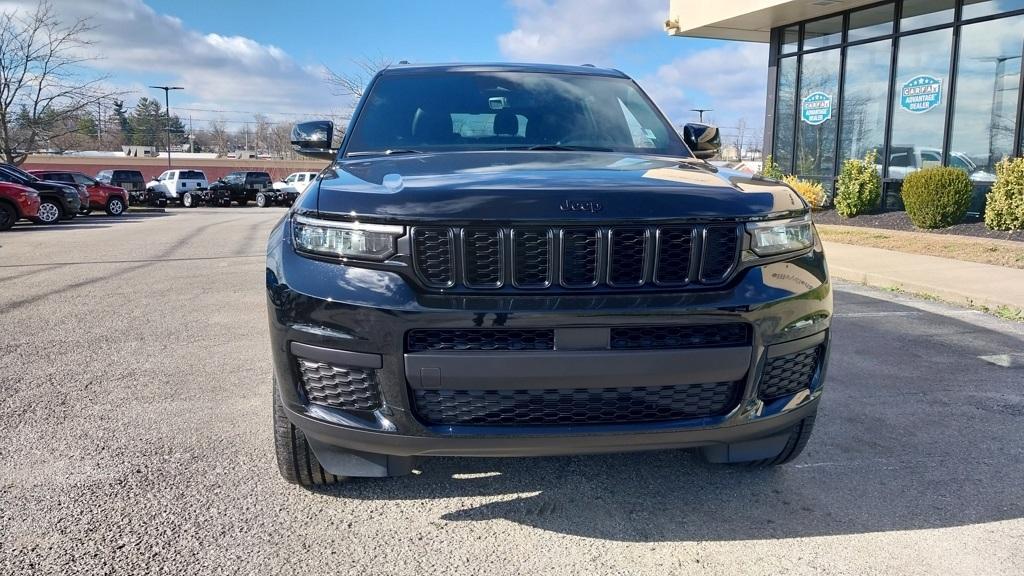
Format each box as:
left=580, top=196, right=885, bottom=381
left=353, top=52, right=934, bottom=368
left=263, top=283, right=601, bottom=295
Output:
left=0, top=181, right=40, bottom=231
left=28, top=170, right=129, bottom=216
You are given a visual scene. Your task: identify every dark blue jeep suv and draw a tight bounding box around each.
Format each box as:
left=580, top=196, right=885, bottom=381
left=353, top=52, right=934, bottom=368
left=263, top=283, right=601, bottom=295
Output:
left=266, top=63, right=832, bottom=485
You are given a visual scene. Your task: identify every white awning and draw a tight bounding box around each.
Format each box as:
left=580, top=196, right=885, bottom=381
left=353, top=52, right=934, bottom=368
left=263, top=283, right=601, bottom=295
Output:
left=665, top=0, right=880, bottom=42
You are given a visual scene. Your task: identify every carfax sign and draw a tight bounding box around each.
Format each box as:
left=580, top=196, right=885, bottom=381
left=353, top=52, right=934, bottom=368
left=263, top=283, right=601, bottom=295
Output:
left=900, top=75, right=942, bottom=113
left=800, top=92, right=833, bottom=125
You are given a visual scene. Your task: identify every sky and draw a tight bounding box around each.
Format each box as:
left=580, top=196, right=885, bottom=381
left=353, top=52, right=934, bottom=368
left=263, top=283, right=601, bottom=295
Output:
left=3, top=0, right=769, bottom=140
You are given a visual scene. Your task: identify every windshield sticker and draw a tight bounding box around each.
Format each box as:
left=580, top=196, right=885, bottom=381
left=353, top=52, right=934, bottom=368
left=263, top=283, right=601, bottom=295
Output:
left=900, top=75, right=942, bottom=113
left=800, top=92, right=833, bottom=126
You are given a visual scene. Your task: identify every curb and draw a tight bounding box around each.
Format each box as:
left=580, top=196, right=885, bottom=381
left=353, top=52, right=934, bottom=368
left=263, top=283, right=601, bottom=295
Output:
left=127, top=207, right=166, bottom=213
left=829, top=265, right=1022, bottom=313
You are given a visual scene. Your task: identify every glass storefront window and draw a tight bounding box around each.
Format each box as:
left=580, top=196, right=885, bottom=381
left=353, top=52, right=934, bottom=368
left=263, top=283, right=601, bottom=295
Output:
left=781, top=26, right=799, bottom=53
left=796, top=49, right=841, bottom=181
left=962, top=0, right=1024, bottom=19
left=887, top=28, right=953, bottom=179
left=839, top=39, right=892, bottom=164
left=949, top=14, right=1024, bottom=181
left=848, top=3, right=894, bottom=42
left=773, top=57, right=798, bottom=172
left=901, top=0, right=954, bottom=31
left=803, top=16, right=842, bottom=49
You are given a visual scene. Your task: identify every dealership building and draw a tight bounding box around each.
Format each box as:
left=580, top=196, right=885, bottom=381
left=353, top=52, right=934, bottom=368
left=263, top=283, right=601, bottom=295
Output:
left=667, top=0, right=1024, bottom=211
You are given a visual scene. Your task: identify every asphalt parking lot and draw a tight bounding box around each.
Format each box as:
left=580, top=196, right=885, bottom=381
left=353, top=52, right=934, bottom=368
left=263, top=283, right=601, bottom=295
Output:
left=2, top=208, right=1023, bottom=575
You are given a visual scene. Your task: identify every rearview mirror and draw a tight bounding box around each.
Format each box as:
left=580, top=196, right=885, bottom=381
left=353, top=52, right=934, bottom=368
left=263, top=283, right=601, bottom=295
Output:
left=291, top=121, right=336, bottom=160
left=682, top=123, right=721, bottom=160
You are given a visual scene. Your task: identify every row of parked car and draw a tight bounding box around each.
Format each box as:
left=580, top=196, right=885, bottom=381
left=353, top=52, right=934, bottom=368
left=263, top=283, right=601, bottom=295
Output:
left=0, top=167, right=318, bottom=231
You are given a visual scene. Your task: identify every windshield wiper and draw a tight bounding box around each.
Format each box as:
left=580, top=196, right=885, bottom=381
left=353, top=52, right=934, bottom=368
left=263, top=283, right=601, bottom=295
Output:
left=520, top=144, right=614, bottom=152
left=347, top=149, right=424, bottom=157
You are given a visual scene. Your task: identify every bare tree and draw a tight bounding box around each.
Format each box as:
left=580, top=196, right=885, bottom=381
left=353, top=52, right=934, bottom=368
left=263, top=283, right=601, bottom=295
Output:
left=324, top=54, right=393, bottom=101
left=208, top=118, right=229, bottom=155
left=0, top=1, right=124, bottom=164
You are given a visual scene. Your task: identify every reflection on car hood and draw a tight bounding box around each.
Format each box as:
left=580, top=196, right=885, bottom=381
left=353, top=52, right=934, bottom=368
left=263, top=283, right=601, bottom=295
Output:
left=314, top=151, right=805, bottom=222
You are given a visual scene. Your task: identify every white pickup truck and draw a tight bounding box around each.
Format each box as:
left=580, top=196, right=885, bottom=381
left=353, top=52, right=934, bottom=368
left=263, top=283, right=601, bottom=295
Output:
left=147, top=169, right=209, bottom=203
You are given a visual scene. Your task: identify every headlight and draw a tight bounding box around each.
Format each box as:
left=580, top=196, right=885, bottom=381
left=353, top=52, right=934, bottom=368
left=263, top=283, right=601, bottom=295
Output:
left=292, top=214, right=402, bottom=261
left=746, top=215, right=814, bottom=256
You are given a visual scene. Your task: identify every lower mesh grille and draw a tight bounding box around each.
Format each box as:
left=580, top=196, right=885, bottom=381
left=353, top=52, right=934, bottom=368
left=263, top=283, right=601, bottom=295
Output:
left=412, top=381, right=740, bottom=426
left=297, top=359, right=380, bottom=410
left=758, top=347, right=821, bottom=400
left=611, top=324, right=750, bottom=350
left=407, top=329, right=555, bottom=352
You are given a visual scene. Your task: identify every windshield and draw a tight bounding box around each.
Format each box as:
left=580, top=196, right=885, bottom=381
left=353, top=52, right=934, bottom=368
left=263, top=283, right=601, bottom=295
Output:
left=344, top=71, right=688, bottom=158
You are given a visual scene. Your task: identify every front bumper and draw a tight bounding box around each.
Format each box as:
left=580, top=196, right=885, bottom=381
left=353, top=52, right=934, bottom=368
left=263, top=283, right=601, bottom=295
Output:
left=267, top=219, right=833, bottom=465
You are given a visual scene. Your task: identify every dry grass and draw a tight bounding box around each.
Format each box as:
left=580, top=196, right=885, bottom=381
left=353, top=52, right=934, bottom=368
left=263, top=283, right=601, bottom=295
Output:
left=817, top=224, right=1024, bottom=270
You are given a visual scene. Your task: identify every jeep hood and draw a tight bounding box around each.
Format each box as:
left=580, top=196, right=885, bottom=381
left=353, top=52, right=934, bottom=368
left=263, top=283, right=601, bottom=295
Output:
left=314, top=151, right=805, bottom=223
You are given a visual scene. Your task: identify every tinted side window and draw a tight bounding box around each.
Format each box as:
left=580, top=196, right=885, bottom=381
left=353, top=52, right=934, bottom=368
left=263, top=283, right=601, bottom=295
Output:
left=180, top=170, right=206, bottom=180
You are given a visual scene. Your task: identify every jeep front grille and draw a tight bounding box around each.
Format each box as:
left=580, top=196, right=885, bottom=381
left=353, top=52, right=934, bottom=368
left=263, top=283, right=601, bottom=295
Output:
left=412, top=380, right=741, bottom=426
left=407, top=329, right=555, bottom=352
left=410, top=224, right=741, bottom=291
left=610, top=324, right=751, bottom=350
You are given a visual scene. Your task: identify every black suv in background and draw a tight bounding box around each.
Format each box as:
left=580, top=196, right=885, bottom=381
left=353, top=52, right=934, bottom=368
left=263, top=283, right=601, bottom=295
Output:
left=0, top=163, right=81, bottom=224
left=268, top=64, right=832, bottom=486
left=97, top=169, right=165, bottom=206
left=208, top=171, right=272, bottom=206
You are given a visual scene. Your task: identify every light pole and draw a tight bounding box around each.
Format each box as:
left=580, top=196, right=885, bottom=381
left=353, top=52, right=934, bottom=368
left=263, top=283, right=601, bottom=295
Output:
left=149, top=86, right=184, bottom=168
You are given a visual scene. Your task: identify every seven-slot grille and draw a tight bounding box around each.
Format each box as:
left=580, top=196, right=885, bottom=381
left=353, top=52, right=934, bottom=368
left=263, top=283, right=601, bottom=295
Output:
left=411, top=224, right=741, bottom=291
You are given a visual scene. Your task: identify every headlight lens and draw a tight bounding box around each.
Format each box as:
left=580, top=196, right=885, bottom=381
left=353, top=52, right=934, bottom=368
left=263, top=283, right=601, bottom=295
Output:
left=746, top=215, right=814, bottom=256
left=292, top=214, right=402, bottom=261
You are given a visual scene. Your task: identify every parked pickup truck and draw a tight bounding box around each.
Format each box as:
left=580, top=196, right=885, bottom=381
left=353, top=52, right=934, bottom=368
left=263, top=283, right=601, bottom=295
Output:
left=147, top=169, right=209, bottom=204
left=208, top=171, right=273, bottom=206
left=267, top=63, right=832, bottom=486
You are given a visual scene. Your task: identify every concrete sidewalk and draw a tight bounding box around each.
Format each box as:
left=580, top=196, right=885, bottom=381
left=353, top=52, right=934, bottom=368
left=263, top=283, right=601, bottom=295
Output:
left=823, top=241, right=1024, bottom=311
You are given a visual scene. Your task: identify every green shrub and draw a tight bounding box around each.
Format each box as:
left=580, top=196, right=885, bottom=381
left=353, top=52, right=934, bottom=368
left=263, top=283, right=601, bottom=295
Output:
left=985, top=157, right=1024, bottom=231
left=782, top=175, right=826, bottom=210
left=900, top=166, right=972, bottom=229
left=835, top=150, right=881, bottom=217
left=760, top=154, right=786, bottom=180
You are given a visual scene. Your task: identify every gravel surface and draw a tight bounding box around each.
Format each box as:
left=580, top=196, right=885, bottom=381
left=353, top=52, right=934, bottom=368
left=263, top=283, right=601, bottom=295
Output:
left=2, top=209, right=1023, bottom=575
left=813, top=209, right=1024, bottom=242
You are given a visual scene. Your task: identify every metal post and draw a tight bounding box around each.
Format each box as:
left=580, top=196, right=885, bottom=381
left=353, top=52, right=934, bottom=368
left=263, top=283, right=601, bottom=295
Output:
left=149, top=86, right=184, bottom=168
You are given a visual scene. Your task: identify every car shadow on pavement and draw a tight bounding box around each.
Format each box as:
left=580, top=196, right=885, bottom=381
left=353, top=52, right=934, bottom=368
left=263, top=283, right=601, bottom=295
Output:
left=7, top=212, right=171, bottom=232
left=313, top=289, right=1024, bottom=542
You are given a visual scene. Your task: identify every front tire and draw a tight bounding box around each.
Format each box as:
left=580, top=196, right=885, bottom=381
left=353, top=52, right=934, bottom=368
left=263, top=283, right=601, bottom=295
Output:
left=34, top=200, right=62, bottom=224
left=256, top=193, right=268, bottom=208
left=273, top=379, right=342, bottom=487
left=0, top=203, right=16, bottom=231
left=105, top=197, right=125, bottom=216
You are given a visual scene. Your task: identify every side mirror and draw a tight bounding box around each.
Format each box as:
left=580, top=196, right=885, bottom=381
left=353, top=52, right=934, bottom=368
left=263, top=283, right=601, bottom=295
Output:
left=291, top=120, right=336, bottom=160
left=682, top=123, right=721, bottom=160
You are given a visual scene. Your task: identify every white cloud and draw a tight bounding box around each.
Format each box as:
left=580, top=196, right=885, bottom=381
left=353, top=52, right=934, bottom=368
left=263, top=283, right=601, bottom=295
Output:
left=638, top=43, right=769, bottom=131
left=498, top=0, right=665, bottom=63
left=0, top=0, right=347, bottom=123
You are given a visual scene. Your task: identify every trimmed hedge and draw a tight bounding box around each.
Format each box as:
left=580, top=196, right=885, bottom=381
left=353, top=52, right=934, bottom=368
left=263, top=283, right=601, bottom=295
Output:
left=900, top=166, right=972, bottom=229
left=782, top=175, right=826, bottom=210
left=835, top=150, right=881, bottom=217
left=985, top=157, right=1024, bottom=231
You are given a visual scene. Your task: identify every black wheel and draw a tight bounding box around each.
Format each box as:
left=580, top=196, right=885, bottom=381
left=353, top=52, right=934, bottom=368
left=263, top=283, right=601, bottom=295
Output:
left=0, top=203, right=16, bottom=231
left=273, top=379, right=342, bottom=487
left=105, top=197, right=126, bottom=216
left=34, top=200, right=62, bottom=224
left=182, top=192, right=196, bottom=208
left=709, top=415, right=817, bottom=467
left=236, top=198, right=248, bottom=207
left=256, top=193, right=268, bottom=208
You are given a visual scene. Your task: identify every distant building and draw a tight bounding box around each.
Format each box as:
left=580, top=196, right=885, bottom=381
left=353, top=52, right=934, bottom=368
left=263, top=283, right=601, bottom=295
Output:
left=667, top=0, right=1024, bottom=212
